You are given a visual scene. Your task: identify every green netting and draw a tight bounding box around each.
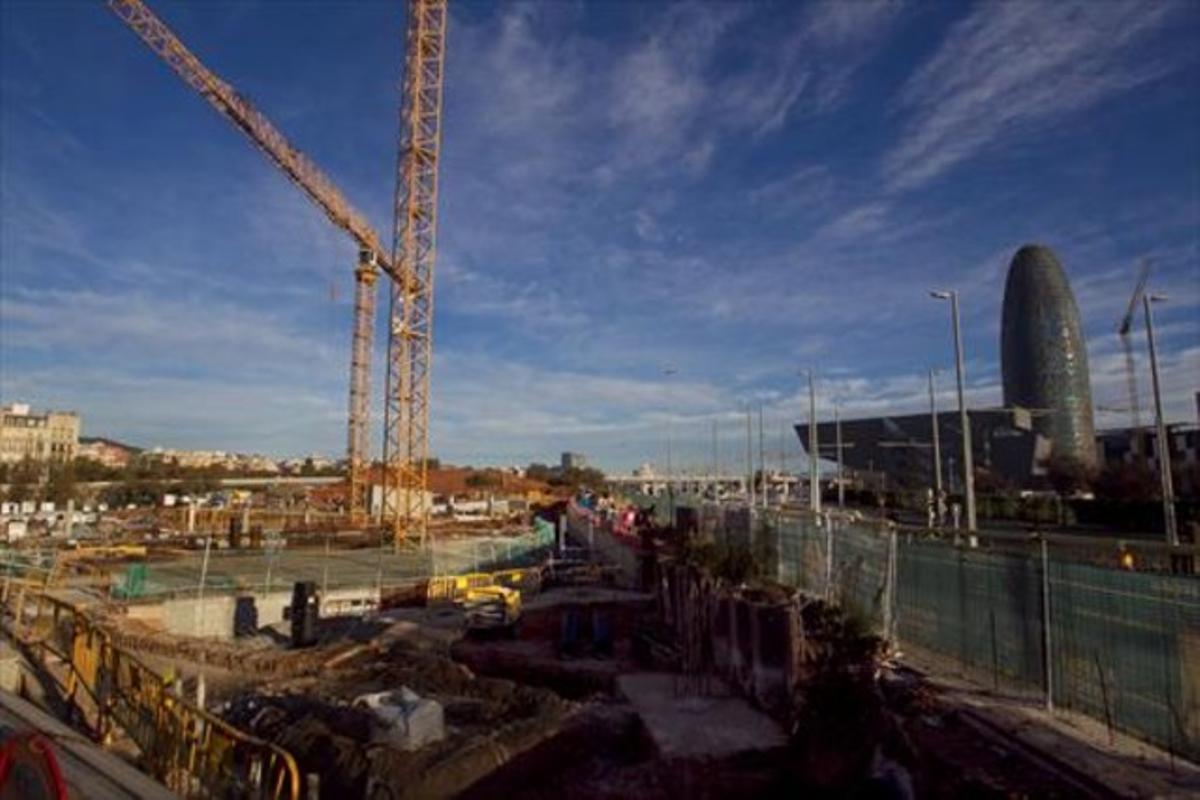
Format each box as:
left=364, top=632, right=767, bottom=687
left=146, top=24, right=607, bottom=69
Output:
left=1048, top=561, right=1199, bottom=757
left=662, top=501, right=1199, bottom=762
left=112, top=562, right=148, bottom=599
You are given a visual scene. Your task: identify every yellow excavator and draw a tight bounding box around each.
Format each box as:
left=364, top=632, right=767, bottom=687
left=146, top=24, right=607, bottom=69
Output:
left=459, top=585, right=521, bottom=635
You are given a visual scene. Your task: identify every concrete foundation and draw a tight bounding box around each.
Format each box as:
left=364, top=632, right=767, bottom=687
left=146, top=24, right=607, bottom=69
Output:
left=617, top=672, right=785, bottom=758
left=155, top=585, right=381, bottom=639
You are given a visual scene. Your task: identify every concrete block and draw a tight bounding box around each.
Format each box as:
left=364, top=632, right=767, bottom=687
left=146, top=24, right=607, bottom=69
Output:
left=356, top=687, right=445, bottom=751
left=162, top=596, right=237, bottom=638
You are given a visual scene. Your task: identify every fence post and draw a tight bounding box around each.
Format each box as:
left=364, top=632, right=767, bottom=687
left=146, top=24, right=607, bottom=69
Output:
left=195, top=533, right=212, bottom=637
left=262, top=533, right=276, bottom=597
left=776, top=515, right=784, bottom=583
left=322, top=533, right=331, bottom=598
left=886, top=527, right=898, bottom=645
left=1040, top=536, right=1053, bottom=711
left=824, top=513, right=834, bottom=603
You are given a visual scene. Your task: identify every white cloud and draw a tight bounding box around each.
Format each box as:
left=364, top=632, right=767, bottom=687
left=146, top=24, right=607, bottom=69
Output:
left=885, top=1, right=1184, bottom=190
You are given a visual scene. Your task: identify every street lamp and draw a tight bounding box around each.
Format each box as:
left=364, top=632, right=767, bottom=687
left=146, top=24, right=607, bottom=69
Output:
left=930, top=290, right=976, bottom=532
left=805, top=370, right=822, bottom=514
left=663, top=365, right=677, bottom=528
left=928, top=369, right=944, bottom=525
left=834, top=402, right=844, bottom=509
left=1143, top=294, right=1178, bottom=546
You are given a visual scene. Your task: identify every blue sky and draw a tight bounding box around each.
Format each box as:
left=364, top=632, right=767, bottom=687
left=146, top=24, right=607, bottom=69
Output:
left=2, top=0, right=1198, bottom=472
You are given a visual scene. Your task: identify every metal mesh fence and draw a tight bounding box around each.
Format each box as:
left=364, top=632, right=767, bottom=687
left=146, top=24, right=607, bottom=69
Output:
left=642, top=496, right=1200, bottom=763
left=0, top=522, right=558, bottom=602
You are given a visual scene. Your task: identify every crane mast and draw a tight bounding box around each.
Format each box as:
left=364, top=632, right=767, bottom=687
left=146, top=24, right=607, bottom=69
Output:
left=106, top=0, right=392, bottom=523
left=384, top=0, right=448, bottom=548
left=1117, top=259, right=1151, bottom=463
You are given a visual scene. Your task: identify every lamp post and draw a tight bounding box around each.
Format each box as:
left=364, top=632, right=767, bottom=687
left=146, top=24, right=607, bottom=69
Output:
left=1143, top=294, right=1178, bottom=546
left=928, top=369, right=944, bottom=525
left=746, top=407, right=755, bottom=510
left=811, top=369, right=820, bottom=513
left=930, top=290, right=976, bottom=532
left=758, top=402, right=767, bottom=510
left=663, top=365, right=677, bottom=528
left=834, top=402, right=844, bottom=510
left=712, top=418, right=719, bottom=496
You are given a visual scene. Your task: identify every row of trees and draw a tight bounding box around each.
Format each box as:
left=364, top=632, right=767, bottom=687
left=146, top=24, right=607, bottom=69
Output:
left=1, top=454, right=344, bottom=507
left=1043, top=454, right=1200, bottom=501
left=524, top=463, right=607, bottom=490
left=460, top=463, right=607, bottom=491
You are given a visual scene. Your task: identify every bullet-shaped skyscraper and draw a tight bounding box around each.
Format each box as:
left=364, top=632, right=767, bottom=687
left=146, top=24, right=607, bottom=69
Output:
left=1000, top=244, right=1098, bottom=468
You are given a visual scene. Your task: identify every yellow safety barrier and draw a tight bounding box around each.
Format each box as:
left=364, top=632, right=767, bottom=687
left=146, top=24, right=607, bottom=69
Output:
left=4, top=590, right=300, bottom=799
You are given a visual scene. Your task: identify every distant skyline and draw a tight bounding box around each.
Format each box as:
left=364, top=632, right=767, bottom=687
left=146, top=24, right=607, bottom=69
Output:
left=2, top=1, right=1198, bottom=471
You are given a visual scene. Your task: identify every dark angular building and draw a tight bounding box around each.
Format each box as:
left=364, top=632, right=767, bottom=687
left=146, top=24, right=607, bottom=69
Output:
left=796, top=407, right=1044, bottom=492
left=1000, top=244, right=1098, bottom=468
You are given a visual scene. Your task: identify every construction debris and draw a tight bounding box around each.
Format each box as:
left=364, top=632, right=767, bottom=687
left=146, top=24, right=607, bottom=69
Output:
left=354, top=687, right=445, bottom=751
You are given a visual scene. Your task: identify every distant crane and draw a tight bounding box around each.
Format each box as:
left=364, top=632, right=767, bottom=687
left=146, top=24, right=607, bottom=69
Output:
left=1116, top=258, right=1151, bottom=462
left=106, top=0, right=401, bottom=524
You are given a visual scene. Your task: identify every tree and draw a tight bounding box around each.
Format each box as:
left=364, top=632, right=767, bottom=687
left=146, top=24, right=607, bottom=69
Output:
left=44, top=461, right=78, bottom=506
left=1092, top=462, right=1158, bottom=503
left=465, top=471, right=501, bottom=489
left=73, top=457, right=120, bottom=482
left=525, top=463, right=555, bottom=483
left=5, top=457, right=41, bottom=504
left=1044, top=454, right=1094, bottom=496
left=974, top=466, right=1015, bottom=496
left=554, top=466, right=607, bottom=490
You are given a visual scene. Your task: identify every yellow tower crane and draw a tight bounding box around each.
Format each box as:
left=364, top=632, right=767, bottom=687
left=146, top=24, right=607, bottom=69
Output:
left=384, top=0, right=448, bottom=548
left=105, top=0, right=397, bottom=524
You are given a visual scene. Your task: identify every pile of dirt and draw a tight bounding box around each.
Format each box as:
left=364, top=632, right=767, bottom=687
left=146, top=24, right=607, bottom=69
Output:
left=220, top=640, right=576, bottom=799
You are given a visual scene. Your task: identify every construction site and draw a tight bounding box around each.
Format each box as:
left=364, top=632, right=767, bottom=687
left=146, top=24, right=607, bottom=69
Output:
left=2, top=0, right=1199, bottom=798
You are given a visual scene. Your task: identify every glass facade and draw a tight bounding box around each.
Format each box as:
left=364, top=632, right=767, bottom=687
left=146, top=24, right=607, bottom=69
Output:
left=1000, top=245, right=1098, bottom=468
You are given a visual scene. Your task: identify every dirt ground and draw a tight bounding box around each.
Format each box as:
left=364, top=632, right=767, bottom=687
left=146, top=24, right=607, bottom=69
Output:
left=95, top=579, right=1164, bottom=799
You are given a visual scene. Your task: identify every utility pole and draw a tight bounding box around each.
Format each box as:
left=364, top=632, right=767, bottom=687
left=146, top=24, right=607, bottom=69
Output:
left=1143, top=294, right=1178, bottom=546
left=664, top=366, right=677, bottom=528
left=931, top=290, right=976, bottom=531
left=758, top=402, right=767, bottom=510
left=808, top=371, right=821, bottom=514
left=779, top=420, right=788, bottom=501
left=746, top=409, right=755, bottom=510
left=929, top=369, right=944, bottom=524
left=835, top=403, right=845, bottom=510
left=712, top=418, right=719, bottom=491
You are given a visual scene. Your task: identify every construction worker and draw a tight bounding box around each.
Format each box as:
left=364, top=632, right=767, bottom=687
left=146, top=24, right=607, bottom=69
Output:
left=1119, top=549, right=1135, bottom=570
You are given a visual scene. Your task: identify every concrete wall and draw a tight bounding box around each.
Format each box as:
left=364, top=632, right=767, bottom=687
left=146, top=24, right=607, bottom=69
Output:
left=161, top=590, right=295, bottom=638
left=656, top=562, right=800, bottom=718
left=156, top=586, right=378, bottom=638
left=162, top=596, right=239, bottom=638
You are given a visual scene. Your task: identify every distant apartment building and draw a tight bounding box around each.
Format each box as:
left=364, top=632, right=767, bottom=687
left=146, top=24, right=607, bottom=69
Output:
left=146, top=447, right=281, bottom=473
left=78, top=436, right=138, bottom=468
left=280, top=455, right=337, bottom=474
left=561, top=452, right=587, bottom=471
left=0, top=403, right=80, bottom=464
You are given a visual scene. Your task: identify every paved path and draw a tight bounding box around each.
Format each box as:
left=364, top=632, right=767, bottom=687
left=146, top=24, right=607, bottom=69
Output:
left=901, top=646, right=1200, bottom=798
